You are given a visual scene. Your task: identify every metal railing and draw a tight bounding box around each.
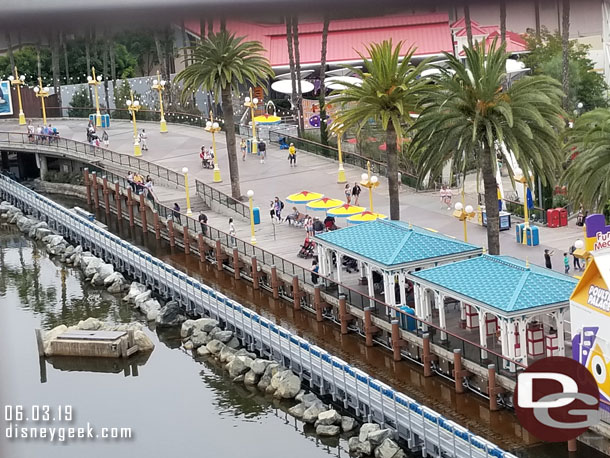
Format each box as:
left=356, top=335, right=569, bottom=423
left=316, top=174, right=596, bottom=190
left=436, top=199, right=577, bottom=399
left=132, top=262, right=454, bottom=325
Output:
left=0, top=174, right=516, bottom=458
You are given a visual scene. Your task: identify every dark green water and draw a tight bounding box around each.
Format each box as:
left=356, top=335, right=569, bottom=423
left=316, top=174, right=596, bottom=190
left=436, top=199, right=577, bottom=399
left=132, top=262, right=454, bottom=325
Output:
left=0, top=225, right=348, bottom=458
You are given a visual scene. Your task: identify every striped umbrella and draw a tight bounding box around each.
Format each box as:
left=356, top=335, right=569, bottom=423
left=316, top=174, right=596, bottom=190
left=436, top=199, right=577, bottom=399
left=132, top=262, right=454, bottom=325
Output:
left=306, top=197, right=344, bottom=212
left=327, top=204, right=366, bottom=218
left=286, top=191, right=324, bottom=204
left=347, top=211, right=388, bottom=224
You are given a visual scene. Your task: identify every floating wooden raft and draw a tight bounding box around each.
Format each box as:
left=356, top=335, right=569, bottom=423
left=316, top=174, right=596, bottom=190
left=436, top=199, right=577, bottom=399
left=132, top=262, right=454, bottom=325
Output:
left=36, top=329, right=139, bottom=358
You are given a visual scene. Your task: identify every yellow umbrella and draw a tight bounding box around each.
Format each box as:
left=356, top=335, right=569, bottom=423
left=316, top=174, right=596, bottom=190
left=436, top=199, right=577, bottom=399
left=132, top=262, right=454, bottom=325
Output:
left=347, top=211, right=388, bottom=224
left=327, top=204, right=366, bottom=218
left=306, top=197, right=344, bottom=211
left=286, top=190, right=324, bottom=204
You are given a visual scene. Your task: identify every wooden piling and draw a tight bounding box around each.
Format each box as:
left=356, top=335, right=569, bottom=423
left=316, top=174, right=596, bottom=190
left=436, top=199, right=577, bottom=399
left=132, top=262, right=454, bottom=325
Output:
left=488, top=364, right=501, bottom=411
left=453, top=349, right=465, bottom=394
left=153, top=211, right=160, bottom=239
left=139, top=194, right=147, bottom=233
left=568, top=439, right=578, bottom=453
left=292, top=275, right=301, bottom=310
left=364, top=307, right=378, bottom=347
left=270, top=265, right=279, bottom=299
left=127, top=188, right=134, bottom=227
left=183, top=226, right=190, bottom=254
left=102, top=176, right=110, bottom=214
left=168, top=219, right=175, bottom=247
left=233, top=248, right=240, bottom=279
left=197, top=233, right=206, bottom=262
left=215, top=239, right=224, bottom=271
left=314, top=286, right=323, bottom=322
left=114, top=181, right=122, bottom=219
left=83, top=168, right=91, bottom=205
left=35, top=329, right=45, bottom=356
left=391, top=320, right=405, bottom=362
left=251, top=256, right=260, bottom=289
left=422, top=333, right=433, bottom=377
left=339, top=295, right=352, bottom=335
left=91, top=172, right=99, bottom=209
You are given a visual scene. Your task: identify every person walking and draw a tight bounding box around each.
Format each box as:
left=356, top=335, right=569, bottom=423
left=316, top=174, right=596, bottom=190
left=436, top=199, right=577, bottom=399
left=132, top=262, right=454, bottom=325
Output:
left=144, top=178, right=155, bottom=201
left=127, top=171, right=136, bottom=193
left=228, top=217, right=236, bottom=246
left=139, top=129, right=148, bottom=151
left=564, top=252, right=570, bottom=274
left=288, top=143, right=297, bottom=167
left=352, top=182, right=361, bottom=206
left=344, top=184, right=352, bottom=204
left=240, top=138, right=247, bottom=161
left=172, top=202, right=181, bottom=225
left=544, top=249, right=554, bottom=269
left=198, top=211, right=208, bottom=237
left=27, top=120, right=34, bottom=142
left=258, top=140, right=266, bottom=164
left=269, top=201, right=276, bottom=222
left=440, top=184, right=452, bottom=209
left=102, top=130, right=109, bottom=147
left=274, top=197, right=284, bottom=222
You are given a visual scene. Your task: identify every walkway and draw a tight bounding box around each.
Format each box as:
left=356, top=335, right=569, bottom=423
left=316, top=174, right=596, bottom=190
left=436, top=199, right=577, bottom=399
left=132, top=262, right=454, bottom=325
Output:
left=3, top=118, right=584, bottom=275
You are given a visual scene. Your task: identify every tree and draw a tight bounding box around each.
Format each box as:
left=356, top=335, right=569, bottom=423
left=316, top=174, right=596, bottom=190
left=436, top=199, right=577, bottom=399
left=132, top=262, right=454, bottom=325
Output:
left=50, top=31, right=62, bottom=108
left=535, top=0, right=541, bottom=39
left=319, top=16, right=330, bottom=145
left=464, top=2, right=473, bottom=48
left=500, top=0, right=507, bottom=45
left=0, top=46, right=51, bottom=82
left=562, top=0, right=571, bottom=110
left=285, top=17, right=298, bottom=132
left=523, top=28, right=607, bottom=111
left=68, top=87, right=94, bottom=118
left=563, top=109, right=610, bottom=211
left=292, top=16, right=305, bottom=135
left=332, top=40, right=430, bottom=221
left=176, top=31, right=274, bottom=199
left=408, top=40, right=564, bottom=254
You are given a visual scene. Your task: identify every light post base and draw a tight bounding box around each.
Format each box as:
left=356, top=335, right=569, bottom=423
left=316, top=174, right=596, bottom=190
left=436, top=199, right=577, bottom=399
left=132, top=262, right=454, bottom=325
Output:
left=160, top=118, right=168, bottom=133
left=213, top=165, right=222, bottom=183
left=186, top=208, right=193, bottom=216
left=18, top=111, right=26, bottom=125
left=251, top=236, right=257, bottom=245
left=134, top=142, right=142, bottom=157
left=251, top=137, right=258, bottom=154
left=96, top=113, right=102, bottom=127
left=337, top=165, right=347, bottom=184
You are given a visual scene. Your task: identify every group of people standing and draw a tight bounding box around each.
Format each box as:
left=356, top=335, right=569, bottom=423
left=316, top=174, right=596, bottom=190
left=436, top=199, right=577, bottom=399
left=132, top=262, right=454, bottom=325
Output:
left=27, top=120, right=59, bottom=144
left=344, top=182, right=361, bottom=205
left=127, top=171, right=155, bottom=201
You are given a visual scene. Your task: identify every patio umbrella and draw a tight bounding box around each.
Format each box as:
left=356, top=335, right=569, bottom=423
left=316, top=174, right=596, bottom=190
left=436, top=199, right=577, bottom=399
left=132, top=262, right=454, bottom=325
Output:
left=347, top=211, right=387, bottom=224
left=271, top=79, right=315, bottom=94
left=286, top=191, right=324, bottom=204
left=306, top=197, right=344, bottom=212
left=327, top=204, right=366, bottom=218
left=326, top=76, right=363, bottom=90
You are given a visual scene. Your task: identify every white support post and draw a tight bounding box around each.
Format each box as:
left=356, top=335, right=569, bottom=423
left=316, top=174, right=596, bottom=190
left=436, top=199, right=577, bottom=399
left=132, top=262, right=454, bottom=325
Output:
left=556, top=309, right=566, bottom=357
left=518, top=319, right=528, bottom=366
left=507, top=319, right=516, bottom=372
left=437, top=291, right=447, bottom=342
left=399, top=272, right=407, bottom=306
left=460, top=301, right=466, bottom=321
left=318, top=245, right=326, bottom=276
left=500, top=319, right=509, bottom=369
left=479, top=308, right=488, bottom=360
left=336, top=252, right=343, bottom=292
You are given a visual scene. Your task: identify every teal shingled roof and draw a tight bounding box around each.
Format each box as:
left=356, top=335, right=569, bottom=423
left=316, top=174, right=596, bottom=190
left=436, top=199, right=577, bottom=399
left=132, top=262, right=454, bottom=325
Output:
left=314, top=219, right=480, bottom=267
left=411, top=255, right=578, bottom=314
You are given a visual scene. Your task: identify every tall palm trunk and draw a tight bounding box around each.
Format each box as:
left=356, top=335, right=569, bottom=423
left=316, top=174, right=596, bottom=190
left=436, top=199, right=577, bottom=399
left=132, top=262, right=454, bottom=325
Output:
left=561, top=0, right=570, bottom=110
left=319, top=16, right=330, bottom=146
left=103, top=34, right=110, bottom=113
left=36, top=37, right=42, bottom=79
left=62, top=33, right=70, bottom=82
left=481, top=146, right=500, bottom=254
left=220, top=17, right=226, bottom=32
left=85, top=36, right=93, bottom=104
left=387, top=123, right=400, bottom=220
left=221, top=86, right=241, bottom=199
left=535, top=0, right=541, bottom=39
left=51, top=31, right=62, bottom=109
left=200, top=18, right=206, bottom=41
left=208, top=19, right=214, bottom=37
left=464, top=2, right=473, bottom=48
left=181, top=19, right=189, bottom=67
left=154, top=32, right=167, bottom=80
left=292, top=16, right=305, bottom=135
left=5, top=32, right=14, bottom=71
left=109, top=39, right=117, bottom=89
left=500, top=0, right=506, bottom=45
left=285, top=17, right=298, bottom=134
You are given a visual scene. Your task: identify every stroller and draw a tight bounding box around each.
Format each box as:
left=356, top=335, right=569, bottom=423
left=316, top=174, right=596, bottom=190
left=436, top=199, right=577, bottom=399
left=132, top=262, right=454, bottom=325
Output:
left=278, top=136, right=289, bottom=150
left=342, top=256, right=359, bottom=273
left=298, top=237, right=316, bottom=259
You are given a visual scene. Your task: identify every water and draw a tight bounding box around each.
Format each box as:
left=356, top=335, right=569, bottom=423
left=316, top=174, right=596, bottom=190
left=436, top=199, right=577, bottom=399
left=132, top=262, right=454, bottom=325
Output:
left=0, top=225, right=348, bottom=458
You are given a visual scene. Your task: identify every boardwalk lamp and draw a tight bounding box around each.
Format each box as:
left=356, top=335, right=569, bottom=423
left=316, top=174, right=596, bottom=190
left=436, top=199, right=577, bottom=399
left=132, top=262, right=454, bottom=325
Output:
left=33, top=78, right=50, bottom=125
left=126, top=91, right=141, bottom=157
left=87, top=66, right=103, bottom=127
left=247, top=189, right=256, bottom=245
left=8, top=67, right=26, bottom=125
left=205, top=111, right=222, bottom=183
left=330, top=122, right=347, bottom=184
left=453, top=192, right=475, bottom=242
left=244, top=88, right=259, bottom=154
left=514, top=168, right=531, bottom=245
left=182, top=167, right=192, bottom=216
left=151, top=71, right=168, bottom=133
left=360, top=161, right=379, bottom=211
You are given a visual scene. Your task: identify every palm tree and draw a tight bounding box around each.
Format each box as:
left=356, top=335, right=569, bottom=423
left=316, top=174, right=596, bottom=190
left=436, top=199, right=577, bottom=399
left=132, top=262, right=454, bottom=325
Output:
left=332, top=41, right=431, bottom=221
left=176, top=31, right=274, bottom=199
left=563, top=109, right=610, bottom=211
left=319, top=16, right=330, bottom=145
left=409, top=40, right=564, bottom=254
left=561, top=0, right=571, bottom=110
left=535, top=0, right=541, bottom=39
left=292, top=16, right=305, bottom=135
left=285, top=17, right=298, bottom=132
left=464, top=1, right=474, bottom=48
left=500, top=0, right=507, bottom=45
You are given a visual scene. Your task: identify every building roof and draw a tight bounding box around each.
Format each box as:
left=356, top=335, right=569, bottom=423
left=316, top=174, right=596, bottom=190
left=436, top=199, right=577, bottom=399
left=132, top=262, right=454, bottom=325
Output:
left=412, top=255, right=578, bottom=315
left=314, top=219, right=480, bottom=268
left=186, top=13, right=453, bottom=68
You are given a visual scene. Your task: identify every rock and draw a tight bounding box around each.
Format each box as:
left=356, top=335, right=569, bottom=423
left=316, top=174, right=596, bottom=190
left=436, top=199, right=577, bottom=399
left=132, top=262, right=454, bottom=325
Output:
left=91, top=273, right=105, bottom=286
left=214, top=330, right=234, bottom=343
left=257, top=363, right=280, bottom=392
left=206, top=339, right=225, bottom=355
left=234, top=348, right=257, bottom=359
left=244, top=369, right=260, bottom=385
left=356, top=440, right=373, bottom=457
left=28, top=221, right=47, bottom=238
left=107, top=281, right=124, bottom=294
left=374, top=438, right=406, bottom=458
left=96, top=263, right=114, bottom=280
left=35, top=228, right=53, bottom=240
left=196, top=345, right=211, bottom=357
left=251, top=359, right=272, bottom=375
left=181, top=320, right=197, bottom=338
left=225, top=336, right=241, bottom=349
left=192, top=318, right=219, bottom=333
left=122, top=282, right=148, bottom=303
left=76, top=317, right=103, bottom=331
left=156, top=301, right=187, bottom=328
left=272, top=370, right=301, bottom=399
left=233, top=375, right=245, bottom=383
left=316, top=425, right=341, bottom=436
left=295, top=390, right=306, bottom=402
left=43, top=324, right=68, bottom=354
left=190, top=330, right=209, bottom=348
left=84, top=258, right=103, bottom=278
left=134, top=290, right=152, bottom=306
left=133, top=330, right=155, bottom=352
left=16, top=216, right=35, bottom=232
left=287, top=402, right=306, bottom=419
left=183, top=341, right=194, bottom=350
left=316, top=409, right=341, bottom=426
left=208, top=327, right=222, bottom=340
left=341, top=416, right=358, bottom=433
left=359, top=423, right=381, bottom=442
left=226, top=355, right=253, bottom=378
left=348, top=437, right=360, bottom=453
left=219, top=345, right=237, bottom=363
left=302, top=401, right=328, bottom=424
left=103, top=271, right=125, bottom=287
left=301, top=393, right=321, bottom=408
left=368, top=429, right=392, bottom=447
left=138, top=298, right=161, bottom=321
left=265, top=384, right=277, bottom=395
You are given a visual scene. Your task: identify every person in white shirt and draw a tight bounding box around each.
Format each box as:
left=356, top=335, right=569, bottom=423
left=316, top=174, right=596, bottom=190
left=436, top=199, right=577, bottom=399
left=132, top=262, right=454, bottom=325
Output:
left=139, top=129, right=148, bottom=151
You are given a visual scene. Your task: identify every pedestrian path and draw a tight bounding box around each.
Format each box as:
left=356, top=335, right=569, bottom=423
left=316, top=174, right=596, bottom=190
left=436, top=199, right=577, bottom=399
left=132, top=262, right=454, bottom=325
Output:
left=2, top=118, right=585, bottom=274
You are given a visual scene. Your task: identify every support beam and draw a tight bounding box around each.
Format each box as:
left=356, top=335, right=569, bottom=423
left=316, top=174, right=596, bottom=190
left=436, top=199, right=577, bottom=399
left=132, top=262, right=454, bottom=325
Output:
left=479, top=309, right=488, bottom=360
left=314, top=285, right=323, bottom=322
left=139, top=194, right=147, bottom=233
left=270, top=265, right=279, bottom=299
left=391, top=319, right=405, bottom=362
left=91, top=171, right=99, bottom=209
left=437, top=291, right=447, bottom=342
left=114, top=181, right=122, bottom=219
left=167, top=220, right=175, bottom=247
left=399, top=272, right=406, bottom=306
left=153, top=211, right=160, bottom=240
left=232, top=248, right=240, bottom=279
left=364, top=306, right=378, bottom=347
left=422, top=333, right=437, bottom=377
left=102, top=176, right=110, bottom=214
left=339, top=294, right=352, bottom=335
left=127, top=188, right=134, bottom=227
left=453, top=349, right=465, bottom=393
left=198, top=233, right=206, bottom=263
left=83, top=168, right=91, bottom=205
left=183, top=226, right=190, bottom=254
left=251, top=255, right=260, bottom=289
left=291, top=275, right=301, bottom=310
left=556, top=309, right=566, bottom=356
left=215, top=239, right=224, bottom=271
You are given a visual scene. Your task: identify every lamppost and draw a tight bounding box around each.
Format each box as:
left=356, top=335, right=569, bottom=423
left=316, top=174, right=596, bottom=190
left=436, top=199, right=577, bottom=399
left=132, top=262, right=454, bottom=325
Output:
left=8, top=67, right=26, bottom=125
left=152, top=71, right=168, bottom=133
left=247, top=189, right=256, bottom=245
left=453, top=191, right=475, bottom=242
left=125, top=90, right=141, bottom=157
left=244, top=88, right=259, bottom=154
left=205, top=110, right=222, bottom=183
left=33, top=78, right=50, bottom=125
left=330, top=122, right=347, bottom=184
left=87, top=67, right=103, bottom=127
left=360, top=161, right=379, bottom=211
left=182, top=167, right=192, bottom=215
left=514, top=168, right=531, bottom=245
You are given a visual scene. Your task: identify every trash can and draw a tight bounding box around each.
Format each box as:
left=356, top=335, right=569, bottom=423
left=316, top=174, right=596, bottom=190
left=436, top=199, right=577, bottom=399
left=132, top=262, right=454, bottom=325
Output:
left=547, top=208, right=560, bottom=228
left=399, top=306, right=416, bottom=332
left=516, top=223, right=525, bottom=244
left=526, top=226, right=540, bottom=246
left=101, top=114, right=110, bottom=128
left=247, top=138, right=253, bottom=154
left=89, top=114, right=96, bottom=124
left=558, top=207, right=568, bottom=227
left=253, top=206, right=260, bottom=225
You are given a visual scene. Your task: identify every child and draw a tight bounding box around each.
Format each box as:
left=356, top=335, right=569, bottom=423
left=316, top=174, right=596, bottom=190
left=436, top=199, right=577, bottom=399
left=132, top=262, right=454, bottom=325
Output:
left=240, top=138, right=247, bottom=161
left=564, top=252, right=570, bottom=274
left=344, top=184, right=352, bottom=204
